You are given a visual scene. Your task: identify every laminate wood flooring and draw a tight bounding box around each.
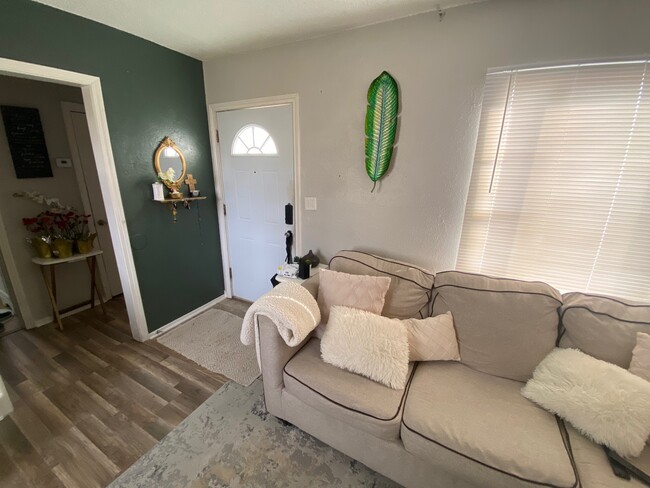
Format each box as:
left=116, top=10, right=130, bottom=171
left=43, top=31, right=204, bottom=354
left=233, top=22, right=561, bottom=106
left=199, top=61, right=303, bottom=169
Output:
left=0, top=296, right=249, bottom=488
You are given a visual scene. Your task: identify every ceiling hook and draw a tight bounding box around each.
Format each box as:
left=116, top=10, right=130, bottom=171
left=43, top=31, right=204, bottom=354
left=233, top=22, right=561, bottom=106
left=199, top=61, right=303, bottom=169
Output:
left=437, top=5, right=446, bottom=22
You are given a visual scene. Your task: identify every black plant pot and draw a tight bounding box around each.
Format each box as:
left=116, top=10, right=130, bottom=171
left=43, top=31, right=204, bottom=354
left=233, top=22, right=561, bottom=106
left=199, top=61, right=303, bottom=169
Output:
left=303, top=250, right=320, bottom=268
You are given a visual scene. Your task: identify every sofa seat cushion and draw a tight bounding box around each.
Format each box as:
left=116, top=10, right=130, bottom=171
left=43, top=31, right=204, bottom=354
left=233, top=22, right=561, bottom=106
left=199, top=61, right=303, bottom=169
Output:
left=565, top=424, right=649, bottom=488
left=401, top=362, right=578, bottom=488
left=283, top=338, right=414, bottom=440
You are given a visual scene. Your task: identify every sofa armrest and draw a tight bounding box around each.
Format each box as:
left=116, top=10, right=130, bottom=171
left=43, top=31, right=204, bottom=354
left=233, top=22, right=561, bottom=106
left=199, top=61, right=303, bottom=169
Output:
left=257, top=314, right=311, bottom=417
left=301, top=273, right=319, bottom=299
left=257, top=275, right=320, bottom=417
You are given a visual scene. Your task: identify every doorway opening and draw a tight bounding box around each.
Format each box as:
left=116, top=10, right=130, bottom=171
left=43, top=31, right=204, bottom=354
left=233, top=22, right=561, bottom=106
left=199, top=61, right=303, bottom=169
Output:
left=0, top=58, right=147, bottom=341
left=209, top=95, right=301, bottom=302
left=0, top=248, right=21, bottom=338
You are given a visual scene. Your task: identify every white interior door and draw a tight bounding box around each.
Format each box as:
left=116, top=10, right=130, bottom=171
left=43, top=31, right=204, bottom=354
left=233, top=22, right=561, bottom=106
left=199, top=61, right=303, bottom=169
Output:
left=63, top=104, right=123, bottom=298
left=217, top=105, right=294, bottom=301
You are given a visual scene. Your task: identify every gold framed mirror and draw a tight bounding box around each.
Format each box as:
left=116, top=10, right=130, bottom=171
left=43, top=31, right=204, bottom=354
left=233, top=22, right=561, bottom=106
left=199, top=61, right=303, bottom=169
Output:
left=154, top=137, right=187, bottom=196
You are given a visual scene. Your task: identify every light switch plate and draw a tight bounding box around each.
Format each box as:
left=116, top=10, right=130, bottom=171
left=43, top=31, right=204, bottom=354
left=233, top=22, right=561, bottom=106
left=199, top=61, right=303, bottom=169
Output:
left=56, top=158, right=72, bottom=168
left=304, top=197, right=317, bottom=211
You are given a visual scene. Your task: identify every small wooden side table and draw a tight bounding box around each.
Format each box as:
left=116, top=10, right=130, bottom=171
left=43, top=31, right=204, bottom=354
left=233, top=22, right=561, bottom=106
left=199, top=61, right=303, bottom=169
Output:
left=275, top=264, right=327, bottom=285
left=32, top=249, right=106, bottom=331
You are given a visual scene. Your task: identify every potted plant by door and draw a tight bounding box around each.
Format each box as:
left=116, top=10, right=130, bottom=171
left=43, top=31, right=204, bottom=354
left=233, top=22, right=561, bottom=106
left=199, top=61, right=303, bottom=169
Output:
left=21, top=214, right=53, bottom=259
left=16, top=191, right=93, bottom=259
left=73, top=214, right=96, bottom=254
left=50, top=211, right=76, bottom=258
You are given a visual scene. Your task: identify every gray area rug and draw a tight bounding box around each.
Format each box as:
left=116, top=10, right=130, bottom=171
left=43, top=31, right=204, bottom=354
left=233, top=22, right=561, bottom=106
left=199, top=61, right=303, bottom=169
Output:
left=157, top=308, right=260, bottom=386
left=109, top=380, right=400, bottom=488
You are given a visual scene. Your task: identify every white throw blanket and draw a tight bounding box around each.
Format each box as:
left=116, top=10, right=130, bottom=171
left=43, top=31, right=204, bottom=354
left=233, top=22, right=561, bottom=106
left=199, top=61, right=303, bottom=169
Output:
left=241, top=282, right=321, bottom=355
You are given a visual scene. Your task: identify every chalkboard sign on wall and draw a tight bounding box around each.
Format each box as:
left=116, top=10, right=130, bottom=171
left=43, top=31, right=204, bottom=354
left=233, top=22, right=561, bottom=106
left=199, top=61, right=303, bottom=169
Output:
left=1, top=105, right=53, bottom=179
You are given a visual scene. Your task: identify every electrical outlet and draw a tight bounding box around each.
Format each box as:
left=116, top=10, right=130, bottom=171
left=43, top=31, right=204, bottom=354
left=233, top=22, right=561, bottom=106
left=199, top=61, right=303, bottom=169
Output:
left=304, top=197, right=317, bottom=211
left=56, top=158, right=72, bottom=168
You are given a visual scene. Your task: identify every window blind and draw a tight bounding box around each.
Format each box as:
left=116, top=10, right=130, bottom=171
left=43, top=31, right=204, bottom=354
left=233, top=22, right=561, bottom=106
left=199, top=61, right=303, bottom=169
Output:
left=457, top=61, right=650, bottom=301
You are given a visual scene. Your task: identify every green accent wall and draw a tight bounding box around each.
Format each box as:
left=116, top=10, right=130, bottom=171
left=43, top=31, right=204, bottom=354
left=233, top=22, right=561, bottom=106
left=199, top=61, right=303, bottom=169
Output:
left=0, top=0, right=224, bottom=332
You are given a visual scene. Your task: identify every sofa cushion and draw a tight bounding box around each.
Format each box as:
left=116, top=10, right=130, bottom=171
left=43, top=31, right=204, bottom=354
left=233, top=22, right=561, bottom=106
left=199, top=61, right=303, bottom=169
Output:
left=559, top=292, right=650, bottom=368
left=630, top=332, right=650, bottom=382
left=565, top=424, right=649, bottom=488
left=405, top=312, right=460, bottom=362
left=316, top=269, right=391, bottom=324
left=328, top=250, right=434, bottom=319
left=522, top=348, right=650, bottom=459
left=283, top=338, right=414, bottom=440
left=321, top=306, right=410, bottom=389
left=401, top=362, right=578, bottom=488
left=433, top=271, right=562, bottom=381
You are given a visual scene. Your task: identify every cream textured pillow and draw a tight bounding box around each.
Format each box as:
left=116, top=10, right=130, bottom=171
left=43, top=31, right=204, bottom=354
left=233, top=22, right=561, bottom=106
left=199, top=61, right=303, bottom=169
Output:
left=404, top=312, right=460, bottom=362
left=320, top=306, right=409, bottom=389
left=630, top=332, right=650, bottom=382
left=316, top=269, right=391, bottom=324
left=522, top=348, right=650, bottom=458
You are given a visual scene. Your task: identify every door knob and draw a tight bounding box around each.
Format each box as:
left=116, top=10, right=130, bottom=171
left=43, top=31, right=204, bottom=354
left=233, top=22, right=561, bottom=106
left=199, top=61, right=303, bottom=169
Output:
left=97, top=219, right=107, bottom=226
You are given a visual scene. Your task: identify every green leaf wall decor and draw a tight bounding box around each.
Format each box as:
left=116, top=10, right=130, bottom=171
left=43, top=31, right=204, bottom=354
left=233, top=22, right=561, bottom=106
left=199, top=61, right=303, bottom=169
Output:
left=365, top=71, right=399, bottom=192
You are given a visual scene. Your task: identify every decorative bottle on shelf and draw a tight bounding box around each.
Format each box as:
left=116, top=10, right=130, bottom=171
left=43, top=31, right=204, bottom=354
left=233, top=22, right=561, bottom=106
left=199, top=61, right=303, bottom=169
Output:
left=152, top=182, right=165, bottom=201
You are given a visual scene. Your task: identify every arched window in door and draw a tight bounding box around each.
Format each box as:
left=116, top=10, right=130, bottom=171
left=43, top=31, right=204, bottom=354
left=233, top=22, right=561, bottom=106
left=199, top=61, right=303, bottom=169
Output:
left=231, top=124, right=278, bottom=155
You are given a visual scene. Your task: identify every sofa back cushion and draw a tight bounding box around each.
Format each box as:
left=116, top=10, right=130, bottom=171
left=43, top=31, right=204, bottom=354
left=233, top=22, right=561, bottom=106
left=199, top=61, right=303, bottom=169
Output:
left=559, top=292, right=650, bottom=368
left=433, top=271, right=562, bottom=382
left=328, top=250, right=434, bottom=319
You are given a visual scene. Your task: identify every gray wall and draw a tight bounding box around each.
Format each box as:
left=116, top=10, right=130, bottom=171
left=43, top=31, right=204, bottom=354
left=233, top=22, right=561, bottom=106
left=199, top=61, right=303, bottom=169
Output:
left=203, top=0, right=650, bottom=271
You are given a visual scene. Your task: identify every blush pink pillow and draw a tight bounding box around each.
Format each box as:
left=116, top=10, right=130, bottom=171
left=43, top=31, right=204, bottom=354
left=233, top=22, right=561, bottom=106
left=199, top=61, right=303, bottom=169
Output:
left=316, top=269, right=391, bottom=327
left=404, top=312, right=460, bottom=362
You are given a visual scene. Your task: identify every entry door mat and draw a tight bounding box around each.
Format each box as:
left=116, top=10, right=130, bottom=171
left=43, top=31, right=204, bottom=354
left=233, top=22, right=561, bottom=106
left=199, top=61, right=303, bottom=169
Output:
left=157, top=308, right=259, bottom=387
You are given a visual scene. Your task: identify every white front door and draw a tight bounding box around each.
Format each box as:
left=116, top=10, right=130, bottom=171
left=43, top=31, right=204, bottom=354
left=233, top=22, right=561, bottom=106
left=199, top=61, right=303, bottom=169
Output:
left=217, top=105, right=295, bottom=301
left=63, top=105, right=123, bottom=297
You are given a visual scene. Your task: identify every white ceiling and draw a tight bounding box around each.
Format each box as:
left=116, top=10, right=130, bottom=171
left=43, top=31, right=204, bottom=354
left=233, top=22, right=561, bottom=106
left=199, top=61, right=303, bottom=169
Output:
left=33, top=0, right=483, bottom=60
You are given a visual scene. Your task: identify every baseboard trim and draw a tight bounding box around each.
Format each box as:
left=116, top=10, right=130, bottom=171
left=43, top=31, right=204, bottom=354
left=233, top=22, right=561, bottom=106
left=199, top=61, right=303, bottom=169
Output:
left=33, top=302, right=100, bottom=328
left=148, top=295, right=226, bottom=340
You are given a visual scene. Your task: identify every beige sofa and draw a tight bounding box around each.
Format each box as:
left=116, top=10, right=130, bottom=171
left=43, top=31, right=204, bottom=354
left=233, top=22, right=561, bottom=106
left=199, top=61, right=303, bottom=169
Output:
left=256, top=250, right=650, bottom=488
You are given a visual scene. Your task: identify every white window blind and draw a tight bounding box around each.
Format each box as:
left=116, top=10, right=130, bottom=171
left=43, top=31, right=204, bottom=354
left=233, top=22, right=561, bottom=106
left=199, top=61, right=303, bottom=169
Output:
left=457, top=61, right=650, bottom=301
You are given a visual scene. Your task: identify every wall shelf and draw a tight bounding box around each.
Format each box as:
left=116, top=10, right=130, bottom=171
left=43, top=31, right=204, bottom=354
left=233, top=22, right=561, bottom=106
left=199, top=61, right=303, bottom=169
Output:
left=154, top=196, right=207, bottom=223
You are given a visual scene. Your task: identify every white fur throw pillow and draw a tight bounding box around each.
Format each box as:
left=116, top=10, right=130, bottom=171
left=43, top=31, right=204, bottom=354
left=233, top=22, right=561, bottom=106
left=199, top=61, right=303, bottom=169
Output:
left=404, top=312, right=460, bottom=362
left=320, top=306, right=409, bottom=389
left=522, top=348, right=650, bottom=458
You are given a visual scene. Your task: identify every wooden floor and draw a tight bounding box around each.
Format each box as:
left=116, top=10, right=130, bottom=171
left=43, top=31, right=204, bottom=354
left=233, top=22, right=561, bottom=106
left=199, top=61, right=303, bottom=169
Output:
left=0, top=296, right=246, bottom=488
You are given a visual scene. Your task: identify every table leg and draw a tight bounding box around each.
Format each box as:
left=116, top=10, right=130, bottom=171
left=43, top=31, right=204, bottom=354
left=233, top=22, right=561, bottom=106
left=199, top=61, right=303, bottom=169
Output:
left=87, top=256, right=106, bottom=314
left=40, top=266, right=63, bottom=331
left=51, top=264, right=57, bottom=303
left=88, top=258, right=95, bottom=308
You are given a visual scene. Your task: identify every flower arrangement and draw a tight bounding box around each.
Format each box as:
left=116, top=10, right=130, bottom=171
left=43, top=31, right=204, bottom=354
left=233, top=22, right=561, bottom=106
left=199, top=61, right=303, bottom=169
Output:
left=158, top=168, right=176, bottom=184
left=14, top=191, right=74, bottom=212
left=73, top=213, right=92, bottom=240
left=15, top=192, right=94, bottom=258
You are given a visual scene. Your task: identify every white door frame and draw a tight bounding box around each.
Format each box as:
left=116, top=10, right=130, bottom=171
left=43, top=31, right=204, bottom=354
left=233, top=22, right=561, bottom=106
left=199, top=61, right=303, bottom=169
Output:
left=61, top=101, right=112, bottom=302
left=0, top=57, right=149, bottom=342
left=207, top=94, right=302, bottom=298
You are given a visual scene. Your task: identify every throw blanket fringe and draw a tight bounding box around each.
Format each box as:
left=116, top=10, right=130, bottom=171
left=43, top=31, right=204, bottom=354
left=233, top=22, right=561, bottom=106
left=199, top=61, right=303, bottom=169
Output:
left=241, top=282, right=321, bottom=350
